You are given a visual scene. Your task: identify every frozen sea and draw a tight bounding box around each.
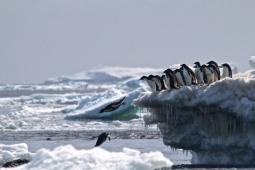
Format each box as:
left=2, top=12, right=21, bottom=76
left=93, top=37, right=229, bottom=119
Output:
left=0, top=66, right=192, bottom=169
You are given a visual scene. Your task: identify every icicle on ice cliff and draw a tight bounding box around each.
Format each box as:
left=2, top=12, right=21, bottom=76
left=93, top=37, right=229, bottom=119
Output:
left=135, top=60, right=255, bottom=165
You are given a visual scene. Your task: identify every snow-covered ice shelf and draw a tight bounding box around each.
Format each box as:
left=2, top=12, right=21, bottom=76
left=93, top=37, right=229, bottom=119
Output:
left=135, top=70, right=255, bottom=165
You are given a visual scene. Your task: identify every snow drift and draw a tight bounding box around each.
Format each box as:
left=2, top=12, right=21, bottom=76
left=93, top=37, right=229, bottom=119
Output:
left=135, top=70, right=255, bottom=165
left=3, top=145, right=172, bottom=170
left=0, top=143, right=31, bottom=166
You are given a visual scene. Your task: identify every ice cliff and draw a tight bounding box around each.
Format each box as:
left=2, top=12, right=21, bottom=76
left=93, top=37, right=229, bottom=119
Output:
left=135, top=69, right=255, bottom=165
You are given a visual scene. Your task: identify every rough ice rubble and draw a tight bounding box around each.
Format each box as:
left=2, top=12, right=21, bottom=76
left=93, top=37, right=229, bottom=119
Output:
left=0, top=143, right=31, bottom=166
left=134, top=70, right=255, bottom=164
left=0, top=67, right=161, bottom=130
left=6, top=145, right=172, bottom=170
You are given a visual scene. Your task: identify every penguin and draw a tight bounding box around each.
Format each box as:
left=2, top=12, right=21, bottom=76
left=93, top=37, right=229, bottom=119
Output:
left=161, top=75, right=171, bottom=90
left=180, top=64, right=197, bottom=85
left=99, top=96, right=126, bottom=113
left=151, top=75, right=166, bottom=91
left=174, top=68, right=186, bottom=86
left=95, top=132, right=111, bottom=147
left=221, top=63, right=232, bottom=78
left=207, top=61, right=221, bottom=80
left=163, top=69, right=180, bottom=89
left=201, top=64, right=215, bottom=84
left=207, top=64, right=220, bottom=81
left=140, top=76, right=157, bottom=92
left=193, top=62, right=205, bottom=85
left=148, top=75, right=160, bottom=92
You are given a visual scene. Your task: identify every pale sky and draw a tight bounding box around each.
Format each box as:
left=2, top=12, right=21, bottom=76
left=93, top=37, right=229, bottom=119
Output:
left=0, top=0, right=255, bottom=83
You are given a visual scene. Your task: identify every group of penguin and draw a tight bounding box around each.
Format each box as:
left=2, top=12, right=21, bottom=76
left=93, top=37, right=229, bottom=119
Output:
left=140, top=61, right=232, bottom=92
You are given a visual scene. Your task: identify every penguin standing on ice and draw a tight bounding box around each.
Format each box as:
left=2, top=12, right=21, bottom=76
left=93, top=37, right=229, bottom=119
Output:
left=140, top=75, right=157, bottom=92
left=193, top=62, right=205, bottom=85
left=163, top=69, right=180, bottom=89
left=161, top=75, right=170, bottom=90
left=180, top=64, right=197, bottom=85
left=174, top=68, right=186, bottom=86
left=95, top=132, right=111, bottom=147
left=221, top=63, right=232, bottom=78
left=207, top=61, right=221, bottom=80
left=151, top=75, right=166, bottom=91
left=205, top=64, right=219, bottom=82
left=201, top=64, right=215, bottom=84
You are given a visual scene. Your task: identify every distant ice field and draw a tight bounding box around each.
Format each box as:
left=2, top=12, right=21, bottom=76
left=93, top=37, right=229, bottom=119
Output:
left=0, top=67, right=162, bottom=131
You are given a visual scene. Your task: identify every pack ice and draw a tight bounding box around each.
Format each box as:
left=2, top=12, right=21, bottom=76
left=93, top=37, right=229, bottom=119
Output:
left=0, top=145, right=172, bottom=170
left=135, top=69, right=255, bottom=164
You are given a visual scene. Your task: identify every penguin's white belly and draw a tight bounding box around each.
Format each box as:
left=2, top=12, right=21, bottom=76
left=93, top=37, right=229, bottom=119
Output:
left=175, top=72, right=185, bottom=86
left=205, top=69, right=214, bottom=83
left=195, top=69, right=204, bottom=84
left=147, top=80, right=157, bottom=92
left=163, top=76, right=171, bottom=89
left=183, top=70, right=192, bottom=85
left=222, top=68, right=229, bottom=78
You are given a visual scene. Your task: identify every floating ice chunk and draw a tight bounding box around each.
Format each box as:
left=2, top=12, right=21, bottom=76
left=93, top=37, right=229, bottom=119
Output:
left=65, top=90, right=142, bottom=120
left=0, top=143, right=31, bottom=166
left=15, top=145, right=172, bottom=170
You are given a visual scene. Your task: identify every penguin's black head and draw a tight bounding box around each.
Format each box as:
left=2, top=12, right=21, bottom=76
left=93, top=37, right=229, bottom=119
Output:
left=139, top=76, right=147, bottom=80
left=207, top=61, right=218, bottom=66
left=174, top=68, right=180, bottom=73
left=148, top=75, right=154, bottom=79
left=221, top=63, right=231, bottom=69
left=154, top=75, right=161, bottom=80
left=163, top=69, right=171, bottom=74
left=194, top=62, right=201, bottom=67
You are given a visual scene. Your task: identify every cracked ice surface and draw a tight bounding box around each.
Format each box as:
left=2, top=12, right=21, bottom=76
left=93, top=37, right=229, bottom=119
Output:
left=134, top=70, right=255, bottom=165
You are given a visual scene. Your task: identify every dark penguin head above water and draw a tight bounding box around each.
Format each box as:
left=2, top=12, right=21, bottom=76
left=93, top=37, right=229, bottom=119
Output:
left=95, top=132, right=111, bottom=147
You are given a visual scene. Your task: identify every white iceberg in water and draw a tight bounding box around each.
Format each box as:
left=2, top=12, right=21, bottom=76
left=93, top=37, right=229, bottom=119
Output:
left=13, top=145, right=172, bottom=170
left=65, top=90, right=142, bottom=120
left=135, top=70, right=255, bottom=165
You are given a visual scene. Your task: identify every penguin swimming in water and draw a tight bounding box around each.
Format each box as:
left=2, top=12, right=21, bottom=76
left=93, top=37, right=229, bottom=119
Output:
left=180, top=64, right=197, bottom=85
left=140, top=76, right=157, bottom=92
left=95, top=132, right=111, bottom=147
left=163, top=69, right=179, bottom=89
left=99, top=96, right=126, bottom=113
left=221, top=63, right=232, bottom=78
left=193, top=62, right=205, bottom=85
left=207, top=61, right=221, bottom=80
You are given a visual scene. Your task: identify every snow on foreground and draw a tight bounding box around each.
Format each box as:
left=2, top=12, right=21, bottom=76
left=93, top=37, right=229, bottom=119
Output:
left=1, top=144, right=172, bottom=170
left=0, top=144, right=31, bottom=166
